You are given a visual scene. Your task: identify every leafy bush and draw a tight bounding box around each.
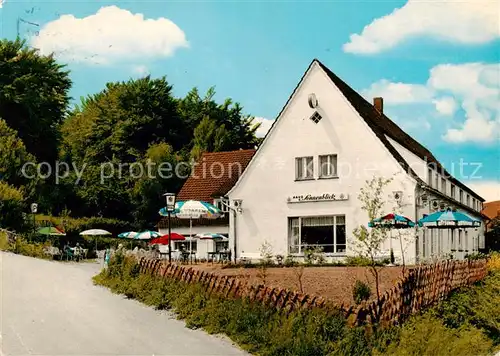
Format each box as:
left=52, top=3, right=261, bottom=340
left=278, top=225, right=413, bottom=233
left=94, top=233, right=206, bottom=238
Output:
left=353, top=280, right=371, bottom=304
left=465, top=251, right=487, bottom=260
left=376, top=315, right=493, bottom=356
left=0, top=182, right=27, bottom=232
left=303, top=245, right=325, bottom=265
left=345, top=256, right=373, bottom=266
left=0, top=230, right=9, bottom=250
left=8, top=237, right=51, bottom=259
left=430, top=268, right=500, bottom=344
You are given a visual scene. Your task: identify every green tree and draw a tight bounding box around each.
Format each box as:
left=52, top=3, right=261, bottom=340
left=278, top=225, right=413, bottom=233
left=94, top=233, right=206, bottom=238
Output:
left=0, top=38, right=71, bottom=163
left=352, top=176, right=392, bottom=309
left=0, top=118, right=37, bottom=191
left=61, top=76, right=185, bottom=165
left=130, top=142, right=185, bottom=228
left=177, top=87, right=261, bottom=159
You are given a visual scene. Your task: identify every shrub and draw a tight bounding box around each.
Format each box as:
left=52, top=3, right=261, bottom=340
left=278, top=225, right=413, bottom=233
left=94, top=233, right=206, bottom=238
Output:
left=0, top=182, right=27, bottom=232
left=352, top=280, right=371, bottom=304
left=303, top=245, right=325, bottom=265
left=345, top=256, right=372, bottom=266
left=8, top=237, right=51, bottom=259
left=430, top=268, right=500, bottom=344
left=376, top=315, right=494, bottom=356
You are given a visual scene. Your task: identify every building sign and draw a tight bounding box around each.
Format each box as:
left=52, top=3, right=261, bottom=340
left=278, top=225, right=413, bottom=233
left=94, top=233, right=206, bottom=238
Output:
left=287, top=193, right=349, bottom=203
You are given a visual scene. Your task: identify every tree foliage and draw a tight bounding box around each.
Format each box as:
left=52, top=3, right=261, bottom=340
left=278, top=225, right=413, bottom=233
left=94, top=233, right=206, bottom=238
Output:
left=0, top=38, right=71, bottom=163
left=0, top=118, right=36, bottom=191
left=1, top=40, right=260, bottom=228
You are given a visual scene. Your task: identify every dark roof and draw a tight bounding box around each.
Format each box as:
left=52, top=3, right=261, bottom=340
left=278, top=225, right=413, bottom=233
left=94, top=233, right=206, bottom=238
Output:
left=315, top=59, right=485, bottom=203
left=157, top=215, right=229, bottom=229
left=177, top=149, right=255, bottom=202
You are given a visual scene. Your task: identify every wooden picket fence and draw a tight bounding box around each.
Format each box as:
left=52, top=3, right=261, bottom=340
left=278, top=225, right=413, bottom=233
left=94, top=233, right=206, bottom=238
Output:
left=346, top=259, right=488, bottom=327
left=137, top=257, right=488, bottom=328
left=138, top=258, right=329, bottom=315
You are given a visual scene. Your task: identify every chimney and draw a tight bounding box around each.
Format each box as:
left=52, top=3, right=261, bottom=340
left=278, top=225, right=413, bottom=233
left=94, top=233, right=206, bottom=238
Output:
left=373, top=97, right=384, bottom=113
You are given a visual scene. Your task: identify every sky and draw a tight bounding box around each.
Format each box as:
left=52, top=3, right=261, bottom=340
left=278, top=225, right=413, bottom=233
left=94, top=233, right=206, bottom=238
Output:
left=0, top=0, right=499, bottom=201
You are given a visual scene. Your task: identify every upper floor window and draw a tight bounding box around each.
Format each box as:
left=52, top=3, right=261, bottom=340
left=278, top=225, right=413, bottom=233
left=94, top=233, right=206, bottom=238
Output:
left=319, top=154, right=338, bottom=178
left=434, top=172, right=439, bottom=190
left=451, top=184, right=456, bottom=200
left=459, top=190, right=463, bottom=203
left=427, top=168, right=432, bottom=186
left=309, top=111, right=322, bottom=124
left=295, top=156, right=314, bottom=180
left=466, top=194, right=470, bottom=207
left=441, top=178, right=446, bottom=194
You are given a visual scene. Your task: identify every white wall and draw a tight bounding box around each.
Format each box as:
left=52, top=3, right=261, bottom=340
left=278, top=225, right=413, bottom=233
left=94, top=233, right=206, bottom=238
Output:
left=229, top=62, right=417, bottom=263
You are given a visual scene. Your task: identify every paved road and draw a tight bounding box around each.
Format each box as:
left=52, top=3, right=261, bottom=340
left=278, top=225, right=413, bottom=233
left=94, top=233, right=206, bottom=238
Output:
left=0, top=252, right=248, bottom=356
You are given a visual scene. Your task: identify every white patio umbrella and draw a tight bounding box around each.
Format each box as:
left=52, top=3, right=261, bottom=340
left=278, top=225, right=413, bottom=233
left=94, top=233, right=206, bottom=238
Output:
left=134, top=231, right=161, bottom=240
left=80, top=229, right=112, bottom=251
left=159, top=200, right=223, bottom=262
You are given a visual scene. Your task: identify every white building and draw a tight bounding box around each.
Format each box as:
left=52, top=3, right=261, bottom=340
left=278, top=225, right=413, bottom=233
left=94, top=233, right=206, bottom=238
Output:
left=225, top=59, right=485, bottom=264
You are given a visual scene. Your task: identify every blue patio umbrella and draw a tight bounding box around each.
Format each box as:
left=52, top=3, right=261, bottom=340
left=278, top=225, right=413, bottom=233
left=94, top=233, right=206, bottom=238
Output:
left=418, top=209, right=481, bottom=228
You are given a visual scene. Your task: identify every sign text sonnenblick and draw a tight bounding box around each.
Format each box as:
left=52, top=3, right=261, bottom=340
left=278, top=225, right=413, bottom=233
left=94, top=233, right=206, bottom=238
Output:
left=287, top=193, right=349, bottom=203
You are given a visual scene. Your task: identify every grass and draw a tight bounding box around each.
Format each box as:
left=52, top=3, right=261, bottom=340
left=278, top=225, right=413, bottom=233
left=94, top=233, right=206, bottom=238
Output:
left=94, top=253, right=500, bottom=355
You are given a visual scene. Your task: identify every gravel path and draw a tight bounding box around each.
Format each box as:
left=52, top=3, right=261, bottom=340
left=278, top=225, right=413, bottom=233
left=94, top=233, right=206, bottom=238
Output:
left=0, top=252, right=248, bottom=356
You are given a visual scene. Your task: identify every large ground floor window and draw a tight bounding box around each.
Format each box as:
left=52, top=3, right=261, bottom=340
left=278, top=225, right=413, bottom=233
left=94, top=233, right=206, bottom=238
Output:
left=288, top=215, right=346, bottom=254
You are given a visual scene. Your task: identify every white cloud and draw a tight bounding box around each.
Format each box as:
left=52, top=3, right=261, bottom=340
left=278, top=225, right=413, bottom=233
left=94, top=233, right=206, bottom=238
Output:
left=132, top=65, right=150, bottom=76
left=364, top=62, right=500, bottom=144
left=252, top=117, right=274, bottom=138
left=31, top=6, right=188, bottom=64
left=343, top=0, right=500, bottom=54
left=0, top=0, right=5, bottom=9
left=362, top=79, right=433, bottom=104
left=433, top=97, right=457, bottom=116
left=466, top=181, right=500, bottom=202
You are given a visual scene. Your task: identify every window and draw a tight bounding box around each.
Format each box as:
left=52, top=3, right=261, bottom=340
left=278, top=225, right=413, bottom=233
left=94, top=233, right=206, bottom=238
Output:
left=309, top=111, right=322, bottom=124
left=451, top=184, right=456, bottom=200
left=319, top=154, right=338, bottom=178
left=295, top=156, right=314, bottom=180
left=214, top=199, right=229, bottom=213
left=459, top=189, right=463, bottom=203
left=466, top=194, right=470, bottom=207
left=427, top=168, right=432, bottom=185
left=441, top=178, right=446, bottom=194
left=458, top=230, right=463, bottom=250
left=472, top=199, right=476, bottom=211
left=288, top=215, right=346, bottom=254
left=434, top=172, right=439, bottom=189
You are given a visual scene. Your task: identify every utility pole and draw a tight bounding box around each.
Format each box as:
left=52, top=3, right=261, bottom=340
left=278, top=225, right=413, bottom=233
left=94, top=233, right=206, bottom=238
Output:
left=17, top=17, right=39, bottom=38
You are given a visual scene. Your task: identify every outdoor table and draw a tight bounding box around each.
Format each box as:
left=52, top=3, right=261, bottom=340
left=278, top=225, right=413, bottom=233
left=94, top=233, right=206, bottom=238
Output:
left=218, top=251, right=231, bottom=263
left=208, top=252, right=218, bottom=263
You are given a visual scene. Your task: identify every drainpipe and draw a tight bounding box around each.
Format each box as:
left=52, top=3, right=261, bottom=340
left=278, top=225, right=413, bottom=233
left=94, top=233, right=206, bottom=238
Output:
left=233, top=208, right=237, bottom=263
left=414, top=185, right=420, bottom=264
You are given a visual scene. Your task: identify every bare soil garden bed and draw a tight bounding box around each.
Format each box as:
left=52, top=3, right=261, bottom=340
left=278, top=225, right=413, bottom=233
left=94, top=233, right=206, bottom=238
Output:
left=192, top=264, right=405, bottom=306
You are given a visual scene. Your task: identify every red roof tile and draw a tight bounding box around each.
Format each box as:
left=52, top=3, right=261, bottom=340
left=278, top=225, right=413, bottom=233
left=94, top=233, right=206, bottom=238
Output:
left=177, top=149, right=255, bottom=202
left=483, top=200, right=500, bottom=221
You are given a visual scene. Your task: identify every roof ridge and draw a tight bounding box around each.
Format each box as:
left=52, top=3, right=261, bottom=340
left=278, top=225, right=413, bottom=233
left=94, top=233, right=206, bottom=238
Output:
left=315, top=59, right=484, bottom=202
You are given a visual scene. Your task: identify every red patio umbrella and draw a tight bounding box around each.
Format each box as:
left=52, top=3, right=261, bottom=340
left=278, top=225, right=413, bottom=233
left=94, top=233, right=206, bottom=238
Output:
left=149, top=233, right=185, bottom=245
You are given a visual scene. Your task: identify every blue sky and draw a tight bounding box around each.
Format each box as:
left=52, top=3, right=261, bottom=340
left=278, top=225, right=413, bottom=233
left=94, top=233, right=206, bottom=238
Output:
left=1, top=0, right=499, bottom=200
